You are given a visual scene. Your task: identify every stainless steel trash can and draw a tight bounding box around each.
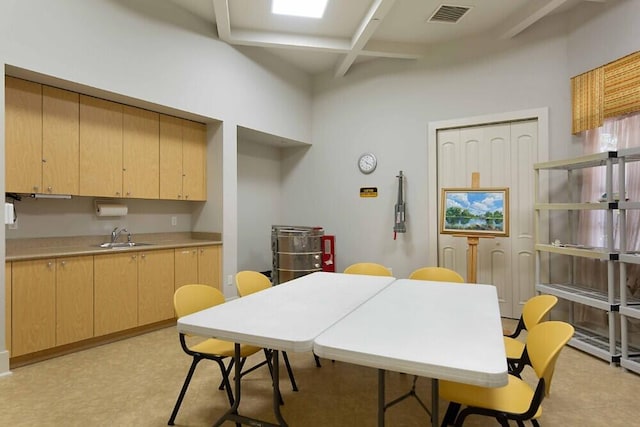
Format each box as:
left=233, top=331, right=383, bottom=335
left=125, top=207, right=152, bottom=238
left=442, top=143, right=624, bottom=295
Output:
left=271, top=225, right=324, bottom=285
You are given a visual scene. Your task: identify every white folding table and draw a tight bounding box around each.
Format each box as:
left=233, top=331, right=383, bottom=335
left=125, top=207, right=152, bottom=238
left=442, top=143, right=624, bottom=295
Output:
left=176, top=272, right=396, bottom=427
left=313, top=279, right=508, bottom=427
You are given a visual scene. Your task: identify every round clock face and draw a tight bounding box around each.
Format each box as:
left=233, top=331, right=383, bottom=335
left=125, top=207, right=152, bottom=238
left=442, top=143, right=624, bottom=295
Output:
left=358, top=152, right=377, bottom=174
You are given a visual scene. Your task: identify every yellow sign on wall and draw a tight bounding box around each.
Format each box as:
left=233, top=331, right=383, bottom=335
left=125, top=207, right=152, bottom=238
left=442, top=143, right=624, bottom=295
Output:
left=360, top=187, right=378, bottom=197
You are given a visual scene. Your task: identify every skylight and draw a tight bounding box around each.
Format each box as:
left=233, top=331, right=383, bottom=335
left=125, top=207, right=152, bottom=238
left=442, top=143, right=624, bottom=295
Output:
left=272, top=0, right=328, bottom=19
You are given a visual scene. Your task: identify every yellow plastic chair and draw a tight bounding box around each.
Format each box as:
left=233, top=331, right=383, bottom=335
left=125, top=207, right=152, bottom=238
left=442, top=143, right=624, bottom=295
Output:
left=169, top=284, right=273, bottom=425
left=440, top=321, right=574, bottom=427
left=504, top=295, right=558, bottom=373
left=408, top=266, right=464, bottom=283
left=235, top=270, right=303, bottom=384
left=343, top=262, right=392, bottom=276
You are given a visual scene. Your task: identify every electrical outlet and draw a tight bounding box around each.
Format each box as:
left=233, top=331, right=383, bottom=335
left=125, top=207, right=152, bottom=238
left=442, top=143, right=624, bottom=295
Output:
left=227, top=275, right=233, bottom=286
left=171, top=216, right=177, bottom=226
left=8, top=218, right=18, bottom=230
left=386, top=267, right=392, bottom=275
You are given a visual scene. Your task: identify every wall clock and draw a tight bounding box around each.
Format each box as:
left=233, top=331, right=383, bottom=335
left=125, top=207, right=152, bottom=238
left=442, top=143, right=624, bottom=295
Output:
left=358, top=152, right=377, bottom=174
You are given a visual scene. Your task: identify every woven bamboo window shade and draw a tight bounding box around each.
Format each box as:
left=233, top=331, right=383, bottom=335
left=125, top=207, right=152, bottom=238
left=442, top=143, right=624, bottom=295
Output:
left=571, top=67, right=604, bottom=134
left=604, top=51, right=640, bottom=118
left=571, top=50, right=640, bottom=134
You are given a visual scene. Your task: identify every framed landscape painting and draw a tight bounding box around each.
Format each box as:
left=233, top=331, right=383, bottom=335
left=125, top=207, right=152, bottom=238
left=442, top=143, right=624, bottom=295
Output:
left=440, top=188, right=510, bottom=237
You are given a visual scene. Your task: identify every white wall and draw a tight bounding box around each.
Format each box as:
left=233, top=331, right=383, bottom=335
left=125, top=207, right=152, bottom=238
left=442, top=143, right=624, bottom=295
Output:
left=237, top=139, right=283, bottom=273
left=286, top=13, right=575, bottom=279
left=0, top=0, right=312, bottom=371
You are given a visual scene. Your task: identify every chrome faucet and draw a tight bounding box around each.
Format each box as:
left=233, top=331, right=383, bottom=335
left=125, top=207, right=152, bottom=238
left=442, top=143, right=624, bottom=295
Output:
left=111, top=227, right=129, bottom=244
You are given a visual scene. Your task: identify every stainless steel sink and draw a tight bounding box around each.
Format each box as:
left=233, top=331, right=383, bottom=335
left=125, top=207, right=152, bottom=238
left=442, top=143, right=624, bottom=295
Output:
left=98, top=242, right=154, bottom=249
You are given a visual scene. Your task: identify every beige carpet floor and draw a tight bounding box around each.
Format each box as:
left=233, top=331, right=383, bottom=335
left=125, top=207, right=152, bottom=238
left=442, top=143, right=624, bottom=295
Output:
left=0, top=321, right=638, bottom=427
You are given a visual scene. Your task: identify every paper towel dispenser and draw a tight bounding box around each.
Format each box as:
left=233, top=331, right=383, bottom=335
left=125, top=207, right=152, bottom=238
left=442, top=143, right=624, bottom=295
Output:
left=95, top=201, right=128, bottom=217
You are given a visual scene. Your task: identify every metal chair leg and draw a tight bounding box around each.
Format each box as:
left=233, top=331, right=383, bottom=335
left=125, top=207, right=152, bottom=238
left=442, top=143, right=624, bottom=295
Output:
left=168, top=356, right=202, bottom=425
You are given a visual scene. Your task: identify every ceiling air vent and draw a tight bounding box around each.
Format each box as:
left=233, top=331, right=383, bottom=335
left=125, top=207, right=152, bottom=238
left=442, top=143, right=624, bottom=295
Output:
left=428, top=4, right=471, bottom=24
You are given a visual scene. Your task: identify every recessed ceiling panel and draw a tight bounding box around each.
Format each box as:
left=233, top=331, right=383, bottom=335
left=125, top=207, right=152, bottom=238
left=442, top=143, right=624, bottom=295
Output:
left=230, top=0, right=375, bottom=38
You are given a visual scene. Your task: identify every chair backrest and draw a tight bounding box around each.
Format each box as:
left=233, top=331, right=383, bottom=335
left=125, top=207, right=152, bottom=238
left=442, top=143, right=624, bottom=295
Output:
left=522, top=294, right=558, bottom=330
left=236, top=270, right=272, bottom=297
left=174, top=284, right=225, bottom=318
left=525, top=321, right=574, bottom=396
left=343, top=262, right=392, bottom=276
left=408, top=267, right=464, bottom=283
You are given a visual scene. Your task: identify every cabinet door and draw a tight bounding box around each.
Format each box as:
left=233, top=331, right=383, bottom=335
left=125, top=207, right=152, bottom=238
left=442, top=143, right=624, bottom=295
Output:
left=182, top=120, right=207, bottom=201
left=174, top=248, right=198, bottom=290
left=11, top=259, right=56, bottom=357
left=159, top=114, right=184, bottom=200
left=5, top=77, right=43, bottom=193
left=42, top=86, right=79, bottom=195
left=94, top=253, right=138, bottom=336
left=79, top=95, right=123, bottom=197
left=56, top=256, right=93, bottom=346
left=138, top=250, right=175, bottom=325
left=123, top=106, right=159, bottom=199
left=198, top=246, right=222, bottom=290
left=5, top=262, right=11, bottom=354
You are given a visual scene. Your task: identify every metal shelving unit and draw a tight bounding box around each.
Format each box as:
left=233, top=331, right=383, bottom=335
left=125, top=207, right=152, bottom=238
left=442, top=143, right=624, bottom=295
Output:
left=618, top=146, right=640, bottom=373
left=534, top=151, right=620, bottom=364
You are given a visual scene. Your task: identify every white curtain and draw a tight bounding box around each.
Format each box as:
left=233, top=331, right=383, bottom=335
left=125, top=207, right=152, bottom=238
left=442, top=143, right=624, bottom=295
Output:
left=577, top=112, right=640, bottom=299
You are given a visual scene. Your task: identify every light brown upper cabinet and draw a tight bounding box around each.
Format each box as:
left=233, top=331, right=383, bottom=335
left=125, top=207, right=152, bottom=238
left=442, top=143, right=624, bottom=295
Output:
left=160, top=115, right=207, bottom=201
left=79, top=95, right=123, bottom=197
left=123, top=106, right=160, bottom=199
left=5, top=77, right=43, bottom=194
left=43, top=86, right=80, bottom=195
left=5, top=78, right=80, bottom=195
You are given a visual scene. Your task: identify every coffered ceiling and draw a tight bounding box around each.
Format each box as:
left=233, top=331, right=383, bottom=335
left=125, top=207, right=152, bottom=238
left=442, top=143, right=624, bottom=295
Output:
left=168, top=0, right=604, bottom=76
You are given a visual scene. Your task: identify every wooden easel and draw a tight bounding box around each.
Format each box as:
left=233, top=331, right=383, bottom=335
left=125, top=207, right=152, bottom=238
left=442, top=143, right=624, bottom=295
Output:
left=459, top=172, right=494, bottom=283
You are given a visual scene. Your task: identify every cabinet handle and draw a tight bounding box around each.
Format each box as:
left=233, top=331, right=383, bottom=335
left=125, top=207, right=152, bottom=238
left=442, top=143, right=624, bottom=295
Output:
left=47, top=186, right=52, bottom=192
left=115, top=191, right=120, bottom=196
left=42, top=158, right=47, bottom=163
left=60, top=261, right=66, bottom=266
left=131, top=255, right=137, bottom=260
left=126, top=191, right=131, bottom=196
left=141, top=254, right=146, bottom=259
left=185, top=194, right=189, bottom=199
left=33, top=185, right=39, bottom=192
left=178, top=194, right=182, bottom=199
left=47, top=262, right=53, bottom=269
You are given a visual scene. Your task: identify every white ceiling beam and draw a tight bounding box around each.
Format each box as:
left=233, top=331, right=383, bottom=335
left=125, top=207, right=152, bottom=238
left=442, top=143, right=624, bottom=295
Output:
left=499, top=0, right=570, bottom=39
left=212, top=0, right=231, bottom=41
left=229, top=30, right=351, bottom=53
left=334, top=0, right=397, bottom=78
left=361, top=40, right=424, bottom=59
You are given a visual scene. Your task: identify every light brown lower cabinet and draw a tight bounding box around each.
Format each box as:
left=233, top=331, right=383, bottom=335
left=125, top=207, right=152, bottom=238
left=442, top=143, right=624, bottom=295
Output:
left=11, top=259, right=56, bottom=357
left=138, top=249, right=175, bottom=325
left=5, top=262, right=11, bottom=353
left=55, top=256, right=94, bottom=346
left=8, top=244, right=220, bottom=359
left=175, top=245, right=221, bottom=291
left=94, top=252, right=138, bottom=337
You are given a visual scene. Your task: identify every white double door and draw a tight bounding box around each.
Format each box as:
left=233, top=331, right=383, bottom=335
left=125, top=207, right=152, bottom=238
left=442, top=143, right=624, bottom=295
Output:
left=437, top=120, right=537, bottom=319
